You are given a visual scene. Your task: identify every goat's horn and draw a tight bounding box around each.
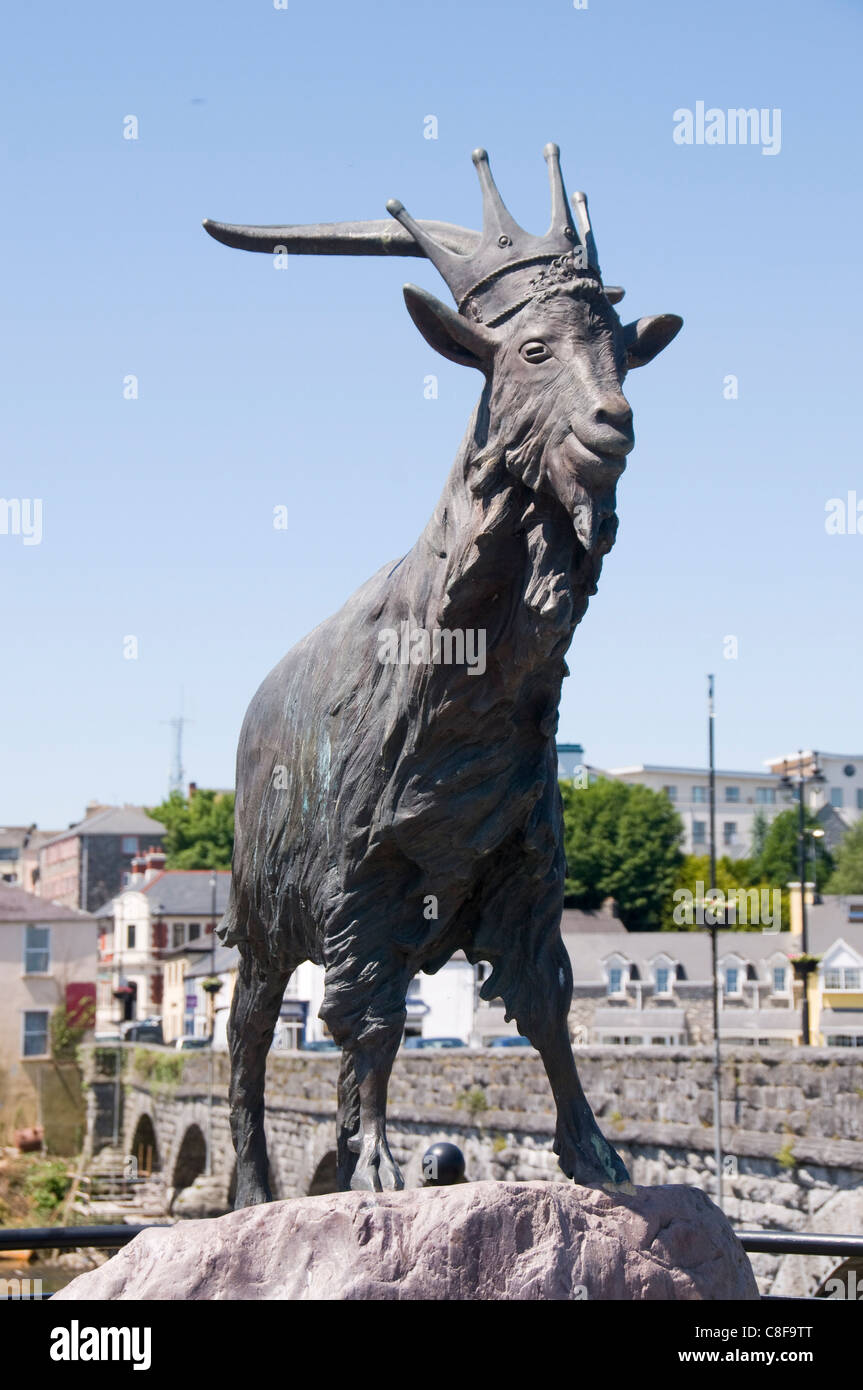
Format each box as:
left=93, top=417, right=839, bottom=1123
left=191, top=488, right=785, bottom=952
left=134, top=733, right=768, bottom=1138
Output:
left=202, top=218, right=479, bottom=258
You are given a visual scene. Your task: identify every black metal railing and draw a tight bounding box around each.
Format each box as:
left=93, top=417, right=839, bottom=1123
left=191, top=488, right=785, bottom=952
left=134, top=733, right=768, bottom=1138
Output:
left=0, top=1223, right=169, bottom=1253
left=738, top=1231, right=863, bottom=1258
left=2, top=1225, right=860, bottom=1298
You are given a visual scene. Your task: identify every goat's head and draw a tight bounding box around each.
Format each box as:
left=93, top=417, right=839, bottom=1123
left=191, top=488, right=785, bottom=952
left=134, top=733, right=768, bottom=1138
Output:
left=390, top=147, right=682, bottom=557
left=203, top=143, right=681, bottom=556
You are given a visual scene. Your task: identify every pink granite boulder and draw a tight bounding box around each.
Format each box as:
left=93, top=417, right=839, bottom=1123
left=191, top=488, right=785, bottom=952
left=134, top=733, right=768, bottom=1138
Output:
left=54, top=1180, right=758, bottom=1301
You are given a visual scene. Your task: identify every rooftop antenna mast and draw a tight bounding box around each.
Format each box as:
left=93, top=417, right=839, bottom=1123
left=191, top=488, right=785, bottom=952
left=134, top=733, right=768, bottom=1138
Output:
left=163, top=692, right=192, bottom=797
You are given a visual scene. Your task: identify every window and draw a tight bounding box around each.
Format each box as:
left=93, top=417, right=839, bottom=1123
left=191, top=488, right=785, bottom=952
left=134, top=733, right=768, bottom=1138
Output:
left=725, top=786, right=740, bottom=803
left=127, top=924, right=136, bottom=950
left=22, top=1010, right=50, bottom=1057
left=692, top=786, right=707, bottom=803
left=607, top=967, right=624, bottom=996
left=173, top=923, right=185, bottom=949
left=122, top=836, right=138, bottom=854
left=692, top=821, right=706, bottom=844
left=857, top=789, right=863, bottom=811
left=849, top=905, right=863, bottom=923
left=825, top=967, right=862, bottom=990
left=407, top=978, right=422, bottom=998
left=24, top=925, right=50, bottom=974
left=655, top=967, right=671, bottom=995
left=723, top=822, right=737, bottom=845
left=188, top=923, right=201, bottom=941
left=772, top=966, right=787, bottom=994
left=662, top=785, right=677, bottom=802
left=831, top=1035, right=863, bottom=1048
left=830, top=788, right=844, bottom=808
left=725, top=967, right=740, bottom=995
left=756, top=787, right=776, bottom=805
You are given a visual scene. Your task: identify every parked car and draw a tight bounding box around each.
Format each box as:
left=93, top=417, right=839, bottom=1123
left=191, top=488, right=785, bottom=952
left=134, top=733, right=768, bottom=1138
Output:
left=300, top=1038, right=340, bottom=1052
left=175, top=1036, right=211, bottom=1051
left=404, top=1037, right=466, bottom=1050
left=488, top=1035, right=533, bottom=1048
left=122, top=1021, right=164, bottom=1044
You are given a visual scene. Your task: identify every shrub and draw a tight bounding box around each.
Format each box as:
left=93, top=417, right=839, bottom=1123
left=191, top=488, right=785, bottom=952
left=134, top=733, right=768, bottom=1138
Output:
left=23, top=1158, right=72, bottom=1218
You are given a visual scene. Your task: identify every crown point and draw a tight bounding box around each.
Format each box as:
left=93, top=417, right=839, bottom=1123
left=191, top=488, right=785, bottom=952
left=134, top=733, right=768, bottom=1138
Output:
left=471, top=148, right=489, bottom=165
left=386, top=198, right=404, bottom=217
left=543, top=143, right=560, bottom=160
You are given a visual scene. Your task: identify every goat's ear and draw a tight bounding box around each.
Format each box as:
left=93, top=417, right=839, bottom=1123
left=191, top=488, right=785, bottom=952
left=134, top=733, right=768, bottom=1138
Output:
left=402, top=284, right=496, bottom=371
left=623, top=314, right=683, bottom=369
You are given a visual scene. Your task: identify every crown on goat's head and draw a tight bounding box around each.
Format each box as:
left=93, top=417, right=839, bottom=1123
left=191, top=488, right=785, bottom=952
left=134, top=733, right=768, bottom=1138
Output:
left=386, top=145, right=602, bottom=328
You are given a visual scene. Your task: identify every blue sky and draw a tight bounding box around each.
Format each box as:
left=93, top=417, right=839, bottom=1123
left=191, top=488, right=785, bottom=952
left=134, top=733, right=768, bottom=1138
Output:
left=1, top=0, right=861, bottom=827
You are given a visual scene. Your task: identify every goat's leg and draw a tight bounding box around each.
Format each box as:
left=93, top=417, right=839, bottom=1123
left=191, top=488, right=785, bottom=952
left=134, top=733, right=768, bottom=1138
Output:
left=500, top=934, right=630, bottom=1190
left=343, top=1022, right=405, bottom=1192
left=335, top=1049, right=360, bottom=1190
left=533, top=1014, right=631, bottom=1191
left=228, top=946, right=290, bottom=1208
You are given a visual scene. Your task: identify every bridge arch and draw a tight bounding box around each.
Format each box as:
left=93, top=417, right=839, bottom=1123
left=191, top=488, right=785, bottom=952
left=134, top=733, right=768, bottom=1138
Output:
left=172, top=1123, right=207, bottom=1194
left=298, top=1123, right=343, bottom=1196
left=308, top=1150, right=338, bottom=1195
left=129, top=1112, right=160, bottom=1176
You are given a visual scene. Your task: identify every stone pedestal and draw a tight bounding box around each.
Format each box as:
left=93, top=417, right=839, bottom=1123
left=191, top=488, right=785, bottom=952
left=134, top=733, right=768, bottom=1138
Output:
left=53, top=1180, right=758, bottom=1301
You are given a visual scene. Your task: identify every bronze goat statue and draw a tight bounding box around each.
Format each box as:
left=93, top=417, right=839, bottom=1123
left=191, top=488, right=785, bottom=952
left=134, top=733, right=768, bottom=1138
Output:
left=204, top=146, right=681, bottom=1203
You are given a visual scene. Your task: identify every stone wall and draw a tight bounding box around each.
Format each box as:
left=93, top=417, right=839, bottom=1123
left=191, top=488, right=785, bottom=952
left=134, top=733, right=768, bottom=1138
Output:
left=81, top=1043, right=863, bottom=1295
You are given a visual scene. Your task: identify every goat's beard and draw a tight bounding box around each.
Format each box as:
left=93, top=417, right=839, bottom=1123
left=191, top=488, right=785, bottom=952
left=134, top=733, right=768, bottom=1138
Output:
left=539, top=448, right=620, bottom=558
left=477, top=380, right=622, bottom=559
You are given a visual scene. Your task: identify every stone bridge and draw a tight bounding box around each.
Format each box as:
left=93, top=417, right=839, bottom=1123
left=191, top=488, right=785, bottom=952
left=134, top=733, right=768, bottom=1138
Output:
left=82, top=1044, right=863, bottom=1297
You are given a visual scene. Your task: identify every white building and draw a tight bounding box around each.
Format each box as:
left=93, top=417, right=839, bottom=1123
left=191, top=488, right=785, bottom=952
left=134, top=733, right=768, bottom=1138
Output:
left=604, top=763, right=786, bottom=858
left=764, top=751, right=863, bottom=831
left=94, top=851, right=231, bottom=1034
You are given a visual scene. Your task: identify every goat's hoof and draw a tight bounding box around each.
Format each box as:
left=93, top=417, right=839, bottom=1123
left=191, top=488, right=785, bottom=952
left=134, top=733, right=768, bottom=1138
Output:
left=349, top=1137, right=404, bottom=1193
left=555, top=1124, right=631, bottom=1190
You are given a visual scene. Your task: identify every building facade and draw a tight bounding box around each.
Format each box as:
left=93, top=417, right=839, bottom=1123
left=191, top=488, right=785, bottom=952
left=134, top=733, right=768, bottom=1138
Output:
left=0, top=883, right=97, bottom=1146
left=556, top=745, right=863, bottom=859
left=764, top=750, right=863, bottom=831
left=0, top=824, right=61, bottom=892
left=564, top=893, right=863, bottom=1048
left=38, top=803, right=166, bottom=913
left=604, top=763, right=787, bottom=858
left=94, top=855, right=231, bottom=1034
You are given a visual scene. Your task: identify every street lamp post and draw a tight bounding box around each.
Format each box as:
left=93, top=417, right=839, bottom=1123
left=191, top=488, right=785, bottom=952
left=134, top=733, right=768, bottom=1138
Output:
left=808, top=827, right=825, bottom=904
left=780, top=751, right=825, bottom=1046
left=206, top=872, right=217, bottom=1177
left=707, top=675, right=723, bottom=1209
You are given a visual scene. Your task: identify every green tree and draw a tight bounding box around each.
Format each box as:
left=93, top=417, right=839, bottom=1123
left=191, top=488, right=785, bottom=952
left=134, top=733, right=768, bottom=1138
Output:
left=750, top=809, right=770, bottom=867
left=828, top=819, right=863, bottom=893
left=759, top=807, right=834, bottom=892
left=147, top=788, right=235, bottom=869
left=666, top=854, right=776, bottom=931
left=561, top=778, right=683, bottom=931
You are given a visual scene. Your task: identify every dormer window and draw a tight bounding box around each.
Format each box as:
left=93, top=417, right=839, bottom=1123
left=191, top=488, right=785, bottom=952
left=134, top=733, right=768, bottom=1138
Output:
left=604, top=955, right=630, bottom=997
left=651, top=955, right=676, bottom=997
left=719, top=952, right=747, bottom=1000
left=772, top=965, right=789, bottom=995
left=824, top=967, right=862, bottom=991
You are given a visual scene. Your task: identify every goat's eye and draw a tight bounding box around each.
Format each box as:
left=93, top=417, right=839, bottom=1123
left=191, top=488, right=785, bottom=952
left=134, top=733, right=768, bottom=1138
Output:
left=520, top=340, right=551, bottom=364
